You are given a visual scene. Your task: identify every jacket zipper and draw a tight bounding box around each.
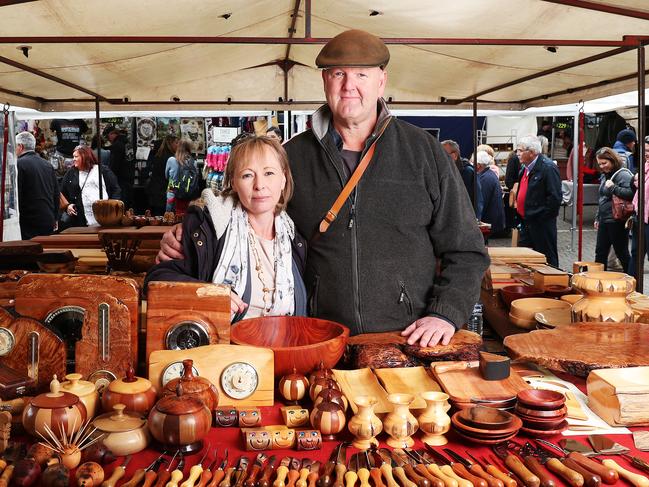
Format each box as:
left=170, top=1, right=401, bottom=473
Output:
left=398, top=281, right=414, bottom=317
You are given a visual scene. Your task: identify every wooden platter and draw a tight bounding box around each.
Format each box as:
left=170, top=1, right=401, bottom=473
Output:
left=431, top=361, right=530, bottom=405
left=487, top=247, right=547, bottom=264
left=332, top=368, right=392, bottom=414
left=374, top=366, right=441, bottom=409
left=403, top=329, right=482, bottom=361
left=504, top=322, right=649, bottom=377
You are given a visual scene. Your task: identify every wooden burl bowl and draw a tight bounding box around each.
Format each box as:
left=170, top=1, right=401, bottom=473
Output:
left=92, top=199, right=124, bottom=227
left=231, top=316, right=349, bottom=376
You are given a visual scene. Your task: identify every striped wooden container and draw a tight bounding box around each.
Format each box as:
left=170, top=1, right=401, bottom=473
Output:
left=102, top=366, right=157, bottom=415
left=148, top=385, right=211, bottom=454
left=309, top=401, right=345, bottom=440
left=278, top=368, right=308, bottom=404
left=22, top=375, right=87, bottom=438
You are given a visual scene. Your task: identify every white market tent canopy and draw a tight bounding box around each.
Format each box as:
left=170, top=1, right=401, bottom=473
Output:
left=0, top=0, right=648, bottom=112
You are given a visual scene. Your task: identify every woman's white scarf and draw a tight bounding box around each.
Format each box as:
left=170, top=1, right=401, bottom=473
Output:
left=204, top=190, right=295, bottom=316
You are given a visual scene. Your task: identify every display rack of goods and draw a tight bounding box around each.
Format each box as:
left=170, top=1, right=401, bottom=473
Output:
left=92, top=404, right=150, bottom=456
left=571, top=271, right=635, bottom=322
left=22, top=375, right=87, bottom=438
left=162, top=359, right=219, bottom=413
left=148, top=383, right=212, bottom=454
left=61, top=373, right=99, bottom=419
left=102, top=365, right=157, bottom=415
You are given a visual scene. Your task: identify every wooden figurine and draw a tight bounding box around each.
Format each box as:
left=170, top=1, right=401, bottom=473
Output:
left=238, top=407, right=262, bottom=428
left=268, top=426, right=296, bottom=449
left=215, top=407, right=238, bottom=427
left=0, top=411, right=10, bottom=453
left=278, top=368, right=309, bottom=405
left=243, top=429, right=272, bottom=451
left=296, top=430, right=322, bottom=451
left=280, top=406, right=309, bottom=428
left=310, top=401, right=346, bottom=440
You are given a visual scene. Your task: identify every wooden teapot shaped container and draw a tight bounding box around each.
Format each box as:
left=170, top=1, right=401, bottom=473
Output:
left=102, top=365, right=157, bottom=416
left=309, top=360, right=335, bottom=385
left=162, top=359, right=219, bottom=413
left=22, top=375, right=87, bottom=438
left=61, top=373, right=99, bottom=419
left=92, top=404, right=150, bottom=456
left=148, top=383, right=212, bottom=454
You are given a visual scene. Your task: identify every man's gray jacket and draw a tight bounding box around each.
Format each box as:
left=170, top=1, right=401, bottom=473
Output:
left=284, top=100, right=490, bottom=335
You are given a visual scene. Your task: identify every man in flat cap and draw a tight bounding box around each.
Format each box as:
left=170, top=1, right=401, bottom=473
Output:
left=157, top=29, right=489, bottom=347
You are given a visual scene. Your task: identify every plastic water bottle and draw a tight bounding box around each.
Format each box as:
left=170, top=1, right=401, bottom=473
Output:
left=468, top=303, right=483, bottom=336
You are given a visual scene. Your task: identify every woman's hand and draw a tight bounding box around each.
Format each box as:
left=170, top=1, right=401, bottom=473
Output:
left=231, top=291, right=248, bottom=317
left=67, top=203, right=77, bottom=216
left=594, top=220, right=599, bottom=230
left=604, top=179, right=614, bottom=189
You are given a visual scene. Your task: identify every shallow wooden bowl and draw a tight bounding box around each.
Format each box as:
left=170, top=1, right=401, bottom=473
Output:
left=500, top=285, right=544, bottom=308
left=517, top=389, right=565, bottom=410
left=520, top=420, right=568, bottom=436
left=452, top=410, right=522, bottom=436
left=453, top=428, right=518, bottom=445
left=92, top=199, right=124, bottom=227
left=457, top=406, right=514, bottom=430
left=510, top=298, right=571, bottom=322
left=231, top=316, right=349, bottom=377
left=515, top=404, right=567, bottom=418
left=519, top=415, right=567, bottom=430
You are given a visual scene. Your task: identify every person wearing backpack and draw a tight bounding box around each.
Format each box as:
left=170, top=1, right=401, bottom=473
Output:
left=165, top=139, right=199, bottom=216
left=594, top=147, right=635, bottom=271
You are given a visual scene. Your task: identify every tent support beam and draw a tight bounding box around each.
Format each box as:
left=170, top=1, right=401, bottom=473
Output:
left=0, top=0, right=37, bottom=7
left=0, top=86, right=43, bottom=102
left=472, top=99, right=478, bottom=214
left=636, top=44, right=646, bottom=291
left=304, top=0, right=311, bottom=38
left=281, top=0, right=302, bottom=103
left=541, top=0, right=649, bottom=21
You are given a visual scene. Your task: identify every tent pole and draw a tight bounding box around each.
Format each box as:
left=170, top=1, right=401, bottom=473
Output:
left=472, top=99, right=478, bottom=215
left=304, top=0, right=311, bottom=38
left=636, top=44, right=646, bottom=291
left=0, top=104, right=9, bottom=242
left=578, top=110, right=585, bottom=261
left=95, top=97, right=103, bottom=200
left=571, top=111, right=579, bottom=251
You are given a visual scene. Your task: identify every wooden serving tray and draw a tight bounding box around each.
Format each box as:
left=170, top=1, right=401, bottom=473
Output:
left=431, top=361, right=530, bottom=404
left=504, top=322, right=649, bottom=377
left=374, top=366, right=441, bottom=409
left=332, top=368, right=392, bottom=414
left=487, top=247, right=546, bottom=263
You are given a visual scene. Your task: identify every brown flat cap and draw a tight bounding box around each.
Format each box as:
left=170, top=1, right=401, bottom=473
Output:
left=316, top=29, right=390, bottom=68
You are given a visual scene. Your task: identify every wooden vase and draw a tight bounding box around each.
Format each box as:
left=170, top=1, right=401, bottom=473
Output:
left=348, top=395, right=382, bottom=450
left=162, top=359, right=219, bottom=413
left=310, top=401, right=346, bottom=440
left=308, top=377, right=339, bottom=402
left=571, top=271, right=635, bottom=322
left=417, top=391, right=450, bottom=446
left=102, top=365, right=157, bottom=416
left=383, top=393, right=418, bottom=448
left=278, top=367, right=309, bottom=405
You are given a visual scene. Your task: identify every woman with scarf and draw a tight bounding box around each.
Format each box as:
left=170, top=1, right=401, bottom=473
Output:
left=145, top=136, right=306, bottom=321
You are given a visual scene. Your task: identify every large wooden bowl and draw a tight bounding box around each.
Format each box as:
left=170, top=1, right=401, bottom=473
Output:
left=231, top=316, right=349, bottom=376
left=500, top=285, right=544, bottom=308
left=92, top=199, right=124, bottom=227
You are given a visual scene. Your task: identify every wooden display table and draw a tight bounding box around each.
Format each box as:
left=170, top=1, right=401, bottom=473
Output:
left=61, top=225, right=137, bottom=234
left=98, top=227, right=168, bottom=272
left=31, top=233, right=101, bottom=249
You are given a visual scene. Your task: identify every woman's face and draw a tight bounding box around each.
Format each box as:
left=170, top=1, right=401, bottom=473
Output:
left=597, top=157, right=613, bottom=174
left=72, top=150, right=82, bottom=168
left=232, top=146, right=286, bottom=218
left=172, top=139, right=179, bottom=152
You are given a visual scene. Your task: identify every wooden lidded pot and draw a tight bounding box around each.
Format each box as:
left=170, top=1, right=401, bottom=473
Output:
left=162, top=359, right=219, bottom=413
left=148, top=383, right=212, bottom=454
left=61, top=373, right=100, bottom=419
left=92, top=404, right=150, bottom=456
left=22, top=375, right=87, bottom=438
left=309, top=360, right=335, bottom=385
left=102, top=365, right=157, bottom=415
left=309, top=377, right=340, bottom=402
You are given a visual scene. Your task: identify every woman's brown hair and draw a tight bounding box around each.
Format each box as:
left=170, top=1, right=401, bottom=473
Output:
left=595, top=146, right=623, bottom=172
left=221, top=136, right=294, bottom=214
left=174, top=139, right=193, bottom=166
left=73, top=145, right=98, bottom=172
left=157, top=134, right=179, bottom=158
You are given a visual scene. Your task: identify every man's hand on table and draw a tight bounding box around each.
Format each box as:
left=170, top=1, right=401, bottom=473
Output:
left=156, top=223, right=184, bottom=263
left=401, top=316, right=455, bottom=347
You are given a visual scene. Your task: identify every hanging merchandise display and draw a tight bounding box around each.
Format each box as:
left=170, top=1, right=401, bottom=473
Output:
left=205, top=144, right=231, bottom=192
left=180, top=118, right=206, bottom=154
left=0, top=106, right=19, bottom=241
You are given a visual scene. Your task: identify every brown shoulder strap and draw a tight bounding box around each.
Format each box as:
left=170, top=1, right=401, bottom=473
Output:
left=318, top=118, right=392, bottom=234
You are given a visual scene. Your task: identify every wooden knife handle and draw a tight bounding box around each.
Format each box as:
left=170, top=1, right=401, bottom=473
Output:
left=601, top=459, right=649, bottom=487
left=287, top=470, right=301, bottom=487
left=393, top=467, right=417, bottom=487
left=415, top=464, right=443, bottom=487
left=143, top=470, right=159, bottom=487
left=122, top=469, right=146, bottom=487
left=426, top=464, right=458, bottom=487
left=438, top=465, right=472, bottom=487
left=522, top=457, right=554, bottom=487
left=404, top=464, right=430, bottom=487
left=344, top=470, right=358, bottom=487
left=370, top=468, right=386, bottom=487
left=102, top=466, right=127, bottom=487
left=484, top=466, right=516, bottom=487
left=567, top=453, right=618, bottom=485
left=308, top=471, right=320, bottom=487
left=358, top=468, right=370, bottom=487
left=198, top=470, right=214, bottom=487
left=297, top=468, right=310, bottom=487
left=544, top=458, right=583, bottom=487
left=319, top=463, right=335, bottom=487
left=246, top=466, right=262, bottom=487
left=562, top=458, right=601, bottom=487
left=208, top=470, right=226, bottom=487
left=380, top=464, right=400, bottom=487
left=451, top=464, right=487, bottom=487
left=259, top=465, right=277, bottom=487
left=504, top=456, right=539, bottom=487
left=332, top=465, right=347, bottom=487
left=468, top=464, right=503, bottom=487
left=0, top=465, right=14, bottom=487
left=221, top=468, right=237, bottom=487
left=274, top=466, right=290, bottom=487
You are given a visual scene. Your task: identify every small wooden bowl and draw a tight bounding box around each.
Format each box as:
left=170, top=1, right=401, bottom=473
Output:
left=500, top=285, right=544, bottom=308
left=518, top=415, right=567, bottom=430
left=515, top=404, right=567, bottom=418
left=231, top=316, right=350, bottom=377
left=457, top=406, right=514, bottom=430
left=510, top=298, right=571, bottom=322
left=520, top=420, right=569, bottom=436
left=517, top=389, right=565, bottom=410
left=543, top=285, right=573, bottom=298
left=453, top=428, right=518, bottom=445
left=92, top=199, right=124, bottom=227
left=451, top=410, right=522, bottom=436
left=508, top=313, right=536, bottom=330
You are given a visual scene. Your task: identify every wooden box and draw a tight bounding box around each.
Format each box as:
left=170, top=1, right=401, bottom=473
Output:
left=531, top=265, right=570, bottom=288
left=587, top=367, right=649, bottom=426
left=145, top=282, right=230, bottom=362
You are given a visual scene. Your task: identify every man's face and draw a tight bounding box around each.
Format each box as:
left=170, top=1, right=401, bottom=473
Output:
left=322, top=67, right=387, bottom=125
left=442, top=144, right=458, bottom=162
left=628, top=140, right=637, bottom=152
left=15, top=143, right=24, bottom=157
left=644, top=142, right=649, bottom=164
left=516, top=146, right=535, bottom=165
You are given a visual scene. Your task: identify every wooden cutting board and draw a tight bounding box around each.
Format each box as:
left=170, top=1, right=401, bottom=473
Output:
left=488, top=247, right=547, bottom=263
left=431, top=361, right=530, bottom=403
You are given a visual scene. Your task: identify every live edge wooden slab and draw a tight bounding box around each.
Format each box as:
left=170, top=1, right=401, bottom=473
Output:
left=504, top=322, right=649, bottom=377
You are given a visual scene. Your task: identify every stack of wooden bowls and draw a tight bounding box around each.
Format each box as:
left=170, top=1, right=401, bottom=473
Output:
left=450, top=405, right=522, bottom=444
left=515, top=389, right=568, bottom=436
left=500, top=285, right=544, bottom=309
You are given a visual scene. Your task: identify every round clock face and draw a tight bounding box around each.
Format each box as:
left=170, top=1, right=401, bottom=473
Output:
left=161, top=361, right=200, bottom=386
left=220, top=362, right=259, bottom=400
left=165, top=321, right=210, bottom=350
left=0, top=328, right=15, bottom=356
left=88, top=369, right=117, bottom=393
